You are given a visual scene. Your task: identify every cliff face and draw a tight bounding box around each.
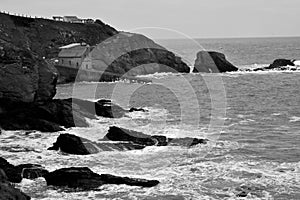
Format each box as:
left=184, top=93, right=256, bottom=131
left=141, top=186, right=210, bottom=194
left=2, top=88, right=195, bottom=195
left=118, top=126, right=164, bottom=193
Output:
left=87, top=32, right=190, bottom=76
left=0, top=13, right=118, bottom=103
left=0, top=13, right=118, bottom=59
left=0, top=13, right=189, bottom=103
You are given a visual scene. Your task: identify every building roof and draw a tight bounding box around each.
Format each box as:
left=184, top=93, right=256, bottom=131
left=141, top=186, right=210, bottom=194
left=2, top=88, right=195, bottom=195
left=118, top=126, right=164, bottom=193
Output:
left=59, top=43, right=82, bottom=49
left=58, top=45, right=89, bottom=58
left=63, top=16, right=82, bottom=22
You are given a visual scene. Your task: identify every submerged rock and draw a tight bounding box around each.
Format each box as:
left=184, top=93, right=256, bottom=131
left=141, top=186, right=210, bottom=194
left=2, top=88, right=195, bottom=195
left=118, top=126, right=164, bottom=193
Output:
left=0, top=169, right=31, bottom=200
left=193, top=51, right=238, bottom=73
left=43, top=167, right=159, bottom=190
left=0, top=157, right=49, bottom=183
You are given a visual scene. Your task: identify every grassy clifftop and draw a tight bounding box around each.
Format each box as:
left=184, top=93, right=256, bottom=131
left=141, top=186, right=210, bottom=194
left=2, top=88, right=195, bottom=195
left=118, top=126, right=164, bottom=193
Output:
left=0, top=13, right=118, bottom=59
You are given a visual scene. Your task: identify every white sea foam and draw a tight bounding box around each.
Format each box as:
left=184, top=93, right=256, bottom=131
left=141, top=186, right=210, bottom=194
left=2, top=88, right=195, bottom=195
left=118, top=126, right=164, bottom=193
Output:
left=290, top=116, right=300, bottom=122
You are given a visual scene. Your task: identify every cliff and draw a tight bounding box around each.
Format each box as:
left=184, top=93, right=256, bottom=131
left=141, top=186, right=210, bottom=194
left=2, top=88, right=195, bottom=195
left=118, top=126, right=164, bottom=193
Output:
left=0, top=13, right=189, bottom=85
left=0, top=13, right=119, bottom=103
left=0, top=13, right=118, bottom=59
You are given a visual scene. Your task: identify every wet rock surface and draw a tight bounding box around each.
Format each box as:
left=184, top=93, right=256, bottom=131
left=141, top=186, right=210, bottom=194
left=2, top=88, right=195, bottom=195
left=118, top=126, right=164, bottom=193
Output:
left=0, top=157, right=48, bottom=183
left=105, top=126, right=209, bottom=147
left=0, top=98, right=132, bottom=132
left=0, top=169, right=31, bottom=200
left=48, top=126, right=208, bottom=155
left=43, top=167, right=159, bottom=190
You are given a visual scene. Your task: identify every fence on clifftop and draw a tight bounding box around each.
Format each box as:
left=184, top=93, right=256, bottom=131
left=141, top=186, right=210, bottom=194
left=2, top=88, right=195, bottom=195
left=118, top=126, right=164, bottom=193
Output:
left=0, top=11, right=95, bottom=23
left=0, top=10, right=52, bottom=20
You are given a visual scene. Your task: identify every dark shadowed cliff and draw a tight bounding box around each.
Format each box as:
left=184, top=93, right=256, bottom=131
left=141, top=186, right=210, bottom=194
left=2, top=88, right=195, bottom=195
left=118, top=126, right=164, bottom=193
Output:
left=0, top=13, right=189, bottom=85
left=0, top=13, right=118, bottom=59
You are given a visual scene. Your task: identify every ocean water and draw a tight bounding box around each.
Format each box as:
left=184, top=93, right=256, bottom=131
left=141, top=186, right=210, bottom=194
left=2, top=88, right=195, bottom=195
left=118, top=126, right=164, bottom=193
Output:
left=1, top=37, right=300, bottom=199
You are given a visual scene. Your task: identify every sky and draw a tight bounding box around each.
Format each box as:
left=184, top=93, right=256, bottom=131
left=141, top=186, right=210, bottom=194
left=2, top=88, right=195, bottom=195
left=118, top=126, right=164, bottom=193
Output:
left=1, top=0, right=300, bottom=39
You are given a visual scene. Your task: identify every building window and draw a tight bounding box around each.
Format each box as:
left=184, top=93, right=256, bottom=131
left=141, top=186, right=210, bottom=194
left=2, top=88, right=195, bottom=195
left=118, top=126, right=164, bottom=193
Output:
left=69, top=61, right=71, bottom=65
left=62, top=59, right=64, bottom=64
left=77, top=62, right=79, bottom=67
left=86, top=64, right=88, bottom=69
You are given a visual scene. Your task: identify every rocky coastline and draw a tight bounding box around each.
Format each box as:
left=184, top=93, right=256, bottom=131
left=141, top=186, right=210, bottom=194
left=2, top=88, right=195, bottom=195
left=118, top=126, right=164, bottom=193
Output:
left=1, top=12, right=299, bottom=199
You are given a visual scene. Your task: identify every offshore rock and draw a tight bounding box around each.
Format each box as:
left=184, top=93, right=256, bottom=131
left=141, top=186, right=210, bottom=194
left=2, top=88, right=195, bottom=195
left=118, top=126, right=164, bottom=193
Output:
left=48, top=127, right=208, bottom=155
left=253, top=59, right=297, bottom=71
left=193, top=51, right=238, bottom=73
left=47, top=133, right=145, bottom=154
left=105, top=126, right=208, bottom=147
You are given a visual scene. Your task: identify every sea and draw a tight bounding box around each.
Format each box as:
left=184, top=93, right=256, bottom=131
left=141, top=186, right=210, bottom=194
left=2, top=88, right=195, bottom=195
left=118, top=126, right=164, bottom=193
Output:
left=0, top=37, right=299, bottom=199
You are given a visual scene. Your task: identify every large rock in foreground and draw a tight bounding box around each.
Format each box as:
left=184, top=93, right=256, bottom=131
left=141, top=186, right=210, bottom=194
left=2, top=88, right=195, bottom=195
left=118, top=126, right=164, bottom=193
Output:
left=0, top=169, right=30, bottom=200
left=0, top=47, right=58, bottom=103
left=193, top=51, right=238, bottom=73
left=43, top=167, right=159, bottom=190
left=0, top=157, right=49, bottom=183
left=0, top=98, right=132, bottom=132
left=48, top=126, right=208, bottom=155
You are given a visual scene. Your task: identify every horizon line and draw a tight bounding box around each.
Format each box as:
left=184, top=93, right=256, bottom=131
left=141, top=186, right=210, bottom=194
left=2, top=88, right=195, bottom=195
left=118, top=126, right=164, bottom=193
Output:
left=153, top=35, right=300, bottom=40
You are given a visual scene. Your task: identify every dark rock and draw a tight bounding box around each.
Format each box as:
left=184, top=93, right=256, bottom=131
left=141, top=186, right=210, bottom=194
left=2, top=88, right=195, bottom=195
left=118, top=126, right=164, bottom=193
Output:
left=0, top=12, right=117, bottom=61
left=0, top=157, right=49, bottom=183
left=252, top=59, right=296, bottom=71
left=129, top=107, right=147, bottom=112
left=105, top=126, right=208, bottom=147
left=48, top=133, right=145, bottom=155
left=237, top=191, right=248, bottom=197
left=0, top=46, right=58, bottom=103
left=43, top=167, right=159, bottom=190
left=0, top=98, right=129, bottom=132
left=100, top=174, right=159, bottom=187
left=81, top=33, right=190, bottom=79
left=48, top=127, right=208, bottom=155
left=168, top=138, right=208, bottom=146
left=48, top=134, right=93, bottom=155
left=73, top=98, right=126, bottom=118
left=267, top=59, right=295, bottom=69
left=193, top=51, right=238, bottom=73
left=105, top=126, right=156, bottom=146
left=16, top=164, right=49, bottom=180
left=0, top=169, right=31, bottom=200
left=151, top=135, right=168, bottom=146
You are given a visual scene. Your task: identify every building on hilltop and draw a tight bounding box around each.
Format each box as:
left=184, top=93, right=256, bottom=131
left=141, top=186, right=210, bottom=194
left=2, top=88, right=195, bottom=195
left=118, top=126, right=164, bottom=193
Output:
left=62, top=16, right=82, bottom=23
left=57, top=43, right=93, bottom=69
left=52, top=16, right=64, bottom=21
left=52, top=16, right=95, bottom=23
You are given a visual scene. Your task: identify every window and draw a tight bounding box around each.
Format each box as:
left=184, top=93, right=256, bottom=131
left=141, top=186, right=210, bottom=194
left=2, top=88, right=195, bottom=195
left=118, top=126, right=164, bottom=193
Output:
left=69, top=60, right=71, bottom=65
left=76, top=62, right=79, bottom=67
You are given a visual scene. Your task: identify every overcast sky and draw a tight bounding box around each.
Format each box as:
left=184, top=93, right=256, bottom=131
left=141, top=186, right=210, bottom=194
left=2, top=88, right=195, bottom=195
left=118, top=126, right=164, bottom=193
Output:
left=1, top=0, right=300, bottom=39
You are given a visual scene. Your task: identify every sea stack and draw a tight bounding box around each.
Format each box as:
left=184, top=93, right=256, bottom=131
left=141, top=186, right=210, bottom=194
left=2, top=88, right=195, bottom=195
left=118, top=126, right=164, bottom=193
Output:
left=193, top=51, right=238, bottom=73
